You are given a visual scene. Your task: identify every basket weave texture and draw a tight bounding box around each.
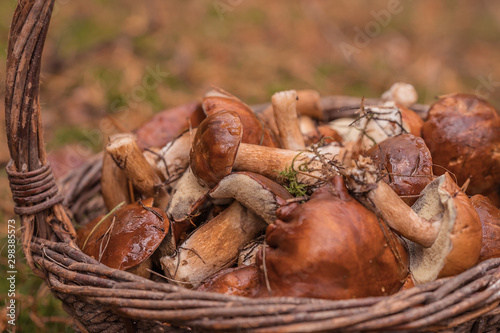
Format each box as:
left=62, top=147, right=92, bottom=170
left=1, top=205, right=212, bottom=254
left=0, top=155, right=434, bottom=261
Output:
left=5, top=0, right=500, bottom=332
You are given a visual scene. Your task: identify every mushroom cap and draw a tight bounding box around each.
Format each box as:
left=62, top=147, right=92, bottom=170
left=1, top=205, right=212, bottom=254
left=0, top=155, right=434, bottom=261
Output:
left=366, top=133, right=434, bottom=206
left=409, top=173, right=482, bottom=284
left=471, top=194, right=500, bottom=263
left=203, top=89, right=277, bottom=147
left=256, top=176, right=408, bottom=300
left=135, top=102, right=205, bottom=149
left=190, top=110, right=243, bottom=188
left=398, top=104, right=424, bottom=137
left=77, top=198, right=169, bottom=271
left=421, top=93, right=500, bottom=195
left=196, top=265, right=261, bottom=297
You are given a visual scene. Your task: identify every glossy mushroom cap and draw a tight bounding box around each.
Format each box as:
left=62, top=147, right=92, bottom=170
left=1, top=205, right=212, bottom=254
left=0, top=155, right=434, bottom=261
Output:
left=203, top=89, right=277, bottom=147
left=421, top=93, right=500, bottom=195
left=471, top=195, right=500, bottom=263
left=256, top=176, right=408, bottom=300
left=190, top=110, right=243, bottom=188
left=366, top=133, right=434, bottom=206
left=77, top=198, right=169, bottom=272
left=196, top=265, right=261, bottom=297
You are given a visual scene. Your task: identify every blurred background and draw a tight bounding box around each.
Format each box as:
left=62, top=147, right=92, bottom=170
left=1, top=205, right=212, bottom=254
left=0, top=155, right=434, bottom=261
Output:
left=1, top=0, right=500, bottom=330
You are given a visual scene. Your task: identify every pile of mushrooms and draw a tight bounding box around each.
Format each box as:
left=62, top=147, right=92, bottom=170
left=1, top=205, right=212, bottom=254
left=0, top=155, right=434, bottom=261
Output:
left=75, top=84, right=500, bottom=301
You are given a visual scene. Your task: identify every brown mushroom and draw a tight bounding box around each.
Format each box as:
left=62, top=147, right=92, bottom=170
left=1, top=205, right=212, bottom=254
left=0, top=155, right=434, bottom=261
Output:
left=202, top=88, right=277, bottom=147
left=190, top=110, right=345, bottom=188
left=135, top=102, right=205, bottom=149
left=471, top=195, right=500, bottom=263
left=77, top=198, right=169, bottom=278
left=196, top=265, right=261, bottom=297
left=365, top=133, right=434, bottom=206
left=408, top=173, right=483, bottom=283
left=160, top=201, right=266, bottom=289
left=167, top=90, right=285, bottom=226
left=255, top=176, right=408, bottom=299
left=398, top=103, right=424, bottom=137
left=348, top=157, right=482, bottom=284
left=294, top=89, right=323, bottom=120
left=421, top=93, right=500, bottom=195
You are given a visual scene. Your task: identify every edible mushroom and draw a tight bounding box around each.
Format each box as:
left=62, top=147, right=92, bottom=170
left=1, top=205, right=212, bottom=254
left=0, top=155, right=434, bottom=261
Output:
left=348, top=156, right=482, bottom=284
left=255, top=175, right=408, bottom=299
left=190, top=110, right=346, bottom=188
left=421, top=93, right=500, bottom=195
left=365, top=133, right=433, bottom=206
left=77, top=198, right=169, bottom=278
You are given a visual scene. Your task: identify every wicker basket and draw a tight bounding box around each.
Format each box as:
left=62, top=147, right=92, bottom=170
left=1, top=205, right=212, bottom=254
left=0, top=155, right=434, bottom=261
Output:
left=5, top=1, right=500, bottom=332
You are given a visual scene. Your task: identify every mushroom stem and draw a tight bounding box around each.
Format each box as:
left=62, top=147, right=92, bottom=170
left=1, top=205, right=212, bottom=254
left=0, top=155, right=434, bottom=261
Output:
left=381, top=82, right=418, bottom=107
left=209, top=172, right=293, bottom=224
left=166, top=166, right=209, bottom=222
left=160, top=201, right=266, bottom=289
left=272, top=90, right=306, bottom=150
left=156, top=129, right=196, bottom=187
left=101, top=145, right=131, bottom=211
left=106, top=134, right=170, bottom=209
left=257, top=106, right=280, bottom=146
left=233, top=144, right=333, bottom=186
left=298, top=115, right=317, bottom=137
left=348, top=156, right=440, bottom=248
left=366, top=180, right=440, bottom=247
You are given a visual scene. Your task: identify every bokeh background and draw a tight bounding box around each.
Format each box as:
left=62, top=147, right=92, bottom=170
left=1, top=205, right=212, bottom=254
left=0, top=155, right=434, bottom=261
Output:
left=1, top=0, right=500, bottom=330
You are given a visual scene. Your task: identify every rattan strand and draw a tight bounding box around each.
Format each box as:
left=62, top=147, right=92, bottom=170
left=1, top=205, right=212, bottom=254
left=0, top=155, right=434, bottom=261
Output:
left=6, top=160, right=64, bottom=215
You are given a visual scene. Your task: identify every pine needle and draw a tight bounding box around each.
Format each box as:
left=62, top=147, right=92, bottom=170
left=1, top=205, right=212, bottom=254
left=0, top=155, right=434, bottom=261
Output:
left=81, top=201, right=125, bottom=251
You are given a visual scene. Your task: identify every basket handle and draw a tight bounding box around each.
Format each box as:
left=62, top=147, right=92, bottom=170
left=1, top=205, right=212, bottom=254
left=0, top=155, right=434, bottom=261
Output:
left=5, top=0, right=76, bottom=266
left=5, top=0, right=55, bottom=171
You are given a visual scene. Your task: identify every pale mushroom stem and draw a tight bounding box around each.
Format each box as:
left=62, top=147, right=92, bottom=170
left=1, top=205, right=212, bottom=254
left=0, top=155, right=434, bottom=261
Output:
left=101, top=146, right=131, bottom=211
left=298, top=115, right=318, bottom=137
left=106, top=134, right=170, bottom=209
left=234, top=143, right=338, bottom=186
left=272, top=90, right=306, bottom=150
left=156, top=129, right=196, bottom=185
left=367, top=180, right=440, bottom=248
left=348, top=156, right=440, bottom=248
left=258, top=106, right=280, bottom=144
left=160, top=201, right=266, bottom=289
